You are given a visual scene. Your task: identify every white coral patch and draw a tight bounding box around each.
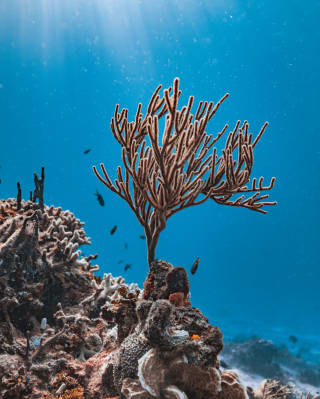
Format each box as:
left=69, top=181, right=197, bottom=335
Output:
left=165, top=327, right=189, bottom=343
left=210, top=367, right=222, bottom=392
left=163, top=385, right=188, bottom=399
left=138, top=348, right=163, bottom=397
left=106, top=325, right=118, bottom=341
left=100, top=350, right=118, bottom=376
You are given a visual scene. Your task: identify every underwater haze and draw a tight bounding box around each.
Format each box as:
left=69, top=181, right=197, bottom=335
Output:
left=1, top=0, right=319, bottom=365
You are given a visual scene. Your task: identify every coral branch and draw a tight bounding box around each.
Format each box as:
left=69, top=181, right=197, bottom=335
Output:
left=94, top=78, right=276, bottom=265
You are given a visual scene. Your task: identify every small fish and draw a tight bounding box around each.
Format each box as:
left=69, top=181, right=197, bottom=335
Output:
left=117, top=260, right=124, bottom=264
left=124, top=264, right=131, bottom=271
left=110, top=225, right=117, bottom=235
left=289, top=335, right=298, bottom=344
left=0, top=179, right=1, bottom=184
left=191, top=257, right=200, bottom=275
left=139, top=234, right=146, bottom=239
left=124, top=242, right=128, bottom=249
left=94, top=190, right=104, bottom=206
left=83, top=148, right=91, bottom=154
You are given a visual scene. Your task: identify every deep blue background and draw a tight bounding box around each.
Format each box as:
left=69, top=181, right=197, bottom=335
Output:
left=0, top=0, right=319, bottom=359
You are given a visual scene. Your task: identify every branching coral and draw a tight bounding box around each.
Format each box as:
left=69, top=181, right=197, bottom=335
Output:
left=93, top=78, right=276, bottom=264
left=0, top=169, right=100, bottom=339
left=253, top=379, right=293, bottom=398
left=253, top=379, right=320, bottom=399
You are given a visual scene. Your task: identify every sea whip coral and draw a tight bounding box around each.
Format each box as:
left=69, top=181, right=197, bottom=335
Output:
left=93, top=77, right=276, bottom=265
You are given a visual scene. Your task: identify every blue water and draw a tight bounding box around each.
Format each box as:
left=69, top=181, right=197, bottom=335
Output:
left=1, top=0, right=319, bottom=363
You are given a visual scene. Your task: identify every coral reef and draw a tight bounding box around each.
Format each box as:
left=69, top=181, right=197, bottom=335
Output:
left=0, top=192, right=313, bottom=399
left=0, top=78, right=314, bottom=399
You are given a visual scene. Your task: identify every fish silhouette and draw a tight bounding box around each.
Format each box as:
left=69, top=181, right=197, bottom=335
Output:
left=191, top=257, right=200, bottom=275
left=94, top=190, right=104, bottom=206
left=289, top=335, right=298, bottom=344
left=110, top=225, right=117, bottom=235
left=124, top=264, right=131, bottom=271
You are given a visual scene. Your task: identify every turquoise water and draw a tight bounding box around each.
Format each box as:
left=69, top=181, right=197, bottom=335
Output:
left=1, top=1, right=319, bottom=363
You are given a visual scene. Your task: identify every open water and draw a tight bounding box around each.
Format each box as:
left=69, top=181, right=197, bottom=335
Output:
left=0, top=0, right=319, bottom=374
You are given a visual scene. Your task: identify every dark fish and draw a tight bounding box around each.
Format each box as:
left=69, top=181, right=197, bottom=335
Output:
left=117, top=260, right=124, bottom=264
left=0, top=179, right=1, bottom=184
left=191, top=257, right=200, bottom=275
left=83, top=148, right=91, bottom=154
left=94, top=190, right=104, bottom=206
left=139, top=234, right=146, bottom=239
left=124, top=242, right=128, bottom=249
left=124, top=264, right=131, bottom=271
left=110, top=225, right=117, bottom=235
left=289, top=335, right=298, bottom=344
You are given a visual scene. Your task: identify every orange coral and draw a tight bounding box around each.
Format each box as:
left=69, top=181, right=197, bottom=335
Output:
left=54, top=385, right=85, bottom=399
